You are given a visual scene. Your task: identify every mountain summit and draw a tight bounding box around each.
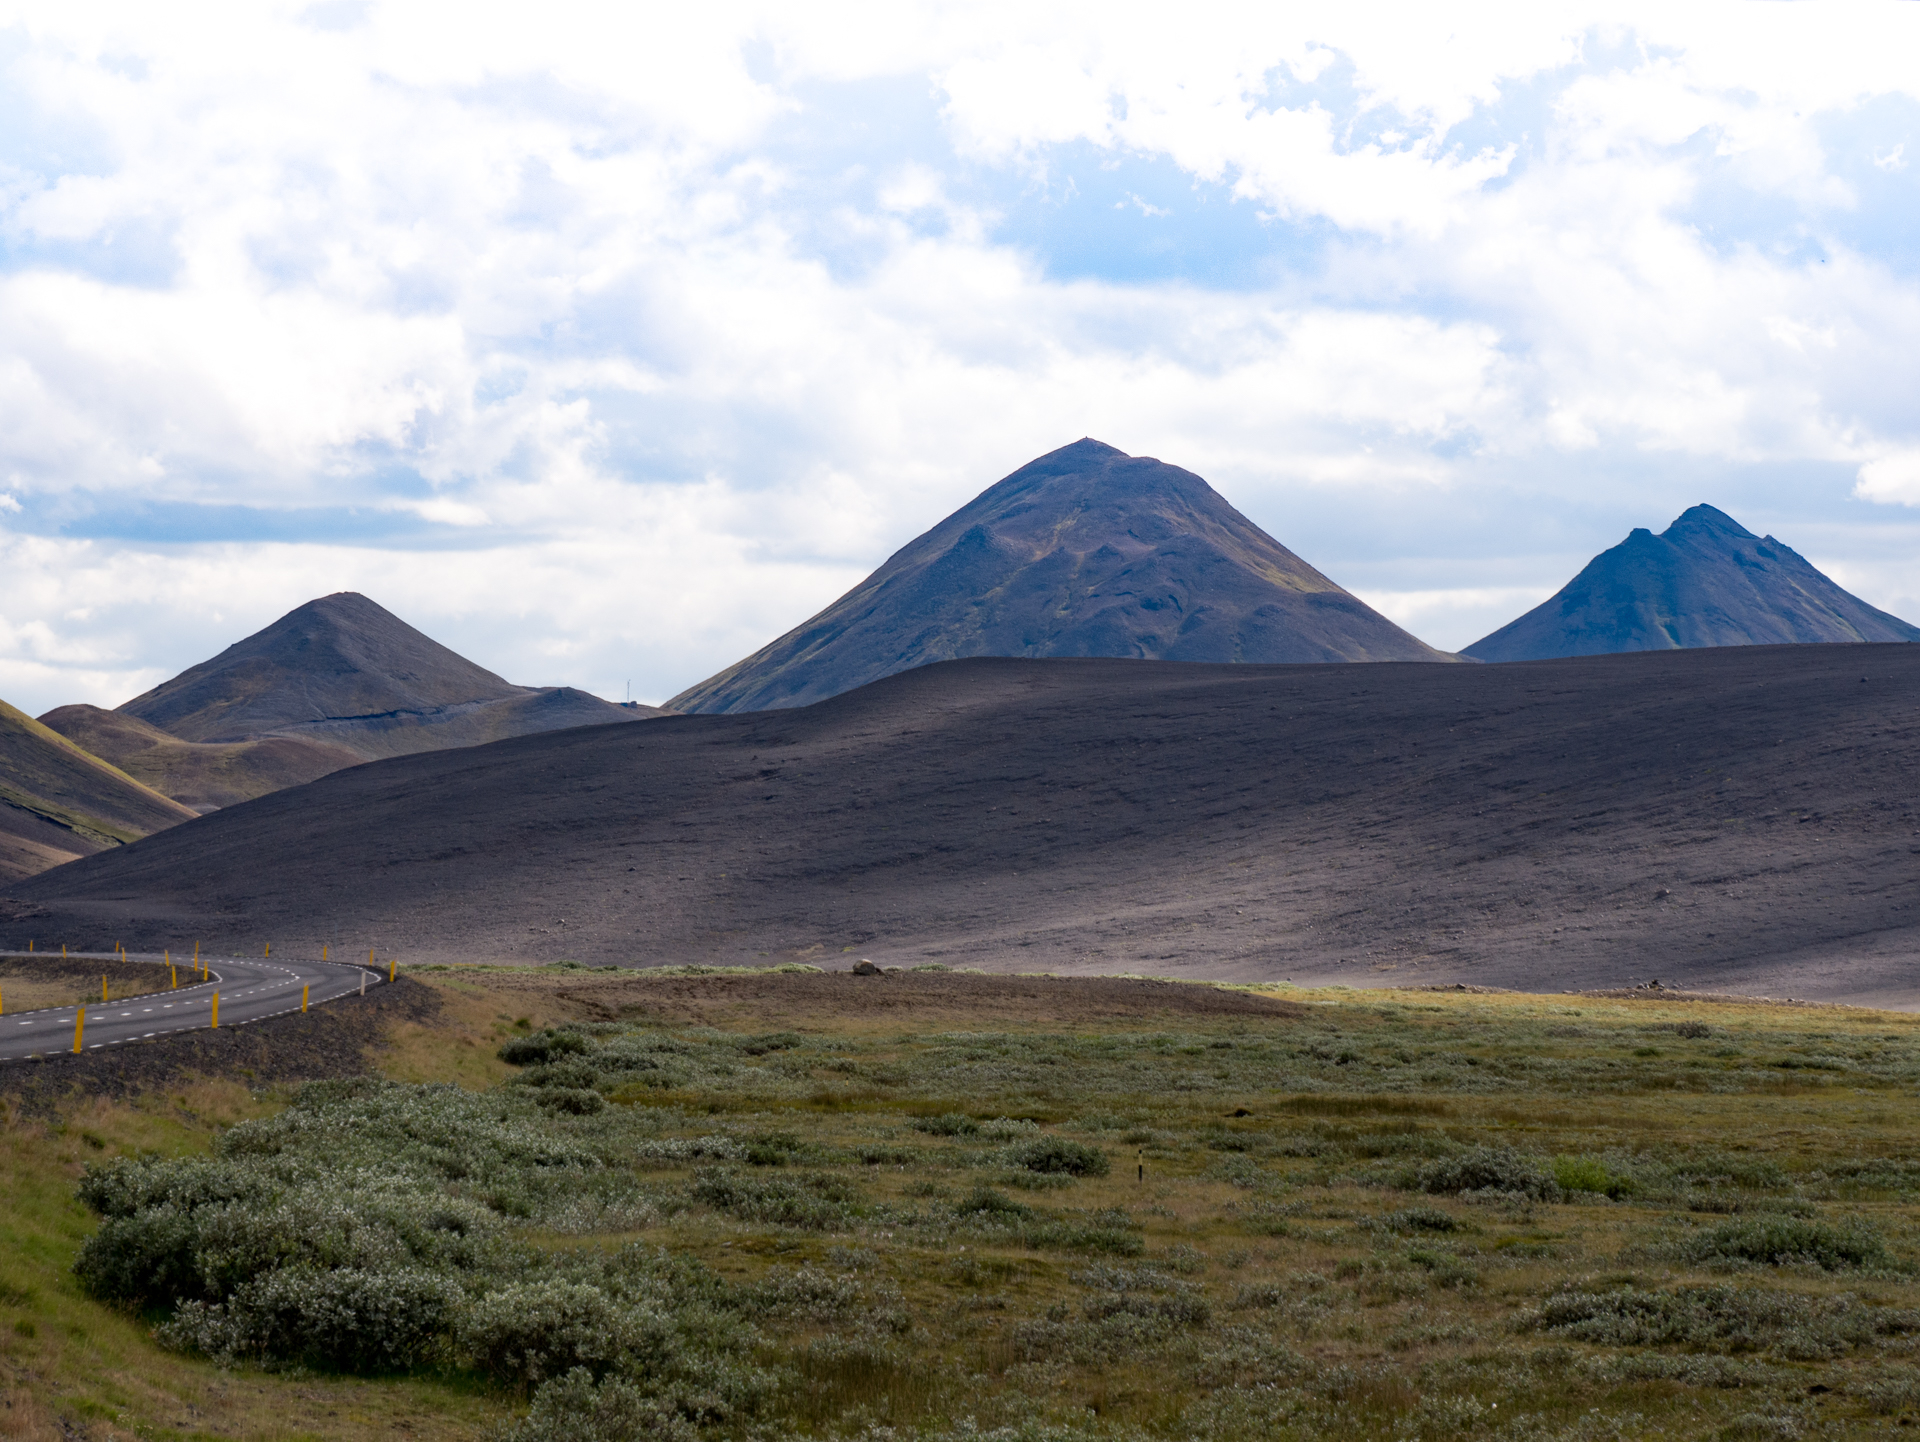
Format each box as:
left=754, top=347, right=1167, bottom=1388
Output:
left=669, top=439, right=1453, bottom=713
left=114, top=592, right=655, bottom=763
left=1464, top=505, right=1920, bottom=662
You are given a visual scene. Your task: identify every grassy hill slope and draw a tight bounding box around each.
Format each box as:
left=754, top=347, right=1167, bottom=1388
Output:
left=0, top=699, right=199, bottom=882
left=39, top=705, right=364, bottom=813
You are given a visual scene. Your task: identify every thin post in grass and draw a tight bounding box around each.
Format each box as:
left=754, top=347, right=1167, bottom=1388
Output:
left=73, top=1007, right=84, bottom=1053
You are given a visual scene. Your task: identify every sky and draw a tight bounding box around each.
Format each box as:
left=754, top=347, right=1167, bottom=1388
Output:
left=1, top=2, right=1918, bottom=712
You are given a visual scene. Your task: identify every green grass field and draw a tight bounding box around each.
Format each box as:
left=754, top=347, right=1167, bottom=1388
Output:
left=7, top=968, right=1920, bottom=1440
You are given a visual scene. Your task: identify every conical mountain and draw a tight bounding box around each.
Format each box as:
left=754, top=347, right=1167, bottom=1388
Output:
left=1464, top=505, right=1920, bottom=662
left=117, top=592, right=657, bottom=765
left=669, top=439, right=1453, bottom=713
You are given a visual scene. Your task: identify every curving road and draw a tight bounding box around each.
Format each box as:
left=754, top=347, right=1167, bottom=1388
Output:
left=0, top=954, right=383, bottom=1061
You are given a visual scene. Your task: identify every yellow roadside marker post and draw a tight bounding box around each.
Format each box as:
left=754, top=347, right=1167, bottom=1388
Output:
left=265, top=942, right=270, bottom=958
left=102, top=975, right=107, bottom=1003
left=322, top=944, right=328, bottom=961
left=211, top=993, right=219, bottom=1029
left=302, top=985, right=309, bottom=1012
left=389, top=960, right=395, bottom=983
left=61, top=944, right=66, bottom=958
left=73, top=1007, right=84, bottom=1053
left=171, top=965, right=176, bottom=989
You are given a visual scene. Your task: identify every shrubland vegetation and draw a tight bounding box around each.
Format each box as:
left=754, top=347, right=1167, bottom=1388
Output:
left=12, top=967, right=1920, bottom=1439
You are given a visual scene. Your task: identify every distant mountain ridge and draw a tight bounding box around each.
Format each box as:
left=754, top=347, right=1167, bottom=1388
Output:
left=117, top=592, right=659, bottom=762
left=670, top=438, right=1454, bottom=713
left=1465, top=505, right=1920, bottom=662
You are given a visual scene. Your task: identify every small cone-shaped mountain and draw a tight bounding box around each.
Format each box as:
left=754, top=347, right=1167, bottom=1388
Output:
left=119, top=592, right=655, bottom=763
left=670, top=439, right=1453, bottom=713
left=121, top=592, right=524, bottom=741
left=1464, top=505, right=1920, bottom=662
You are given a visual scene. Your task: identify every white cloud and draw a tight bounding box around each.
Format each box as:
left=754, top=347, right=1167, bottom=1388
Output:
left=1856, top=450, right=1920, bottom=506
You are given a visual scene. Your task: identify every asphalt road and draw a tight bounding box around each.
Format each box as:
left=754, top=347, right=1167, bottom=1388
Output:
left=0, top=954, right=383, bottom=1061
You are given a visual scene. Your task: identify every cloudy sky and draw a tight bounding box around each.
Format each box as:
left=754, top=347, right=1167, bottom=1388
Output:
left=1, top=3, right=1918, bottom=712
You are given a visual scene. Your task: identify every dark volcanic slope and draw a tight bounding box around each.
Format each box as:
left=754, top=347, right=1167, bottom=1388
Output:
left=670, top=438, right=1452, bottom=713
left=1466, top=505, right=1920, bottom=661
left=118, top=591, right=657, bottom=762
left=0, top=699, right=198, bottom=882
left=10, top=646, right=1919, bottom=1005
left=41, top=705, right=362, bottom=812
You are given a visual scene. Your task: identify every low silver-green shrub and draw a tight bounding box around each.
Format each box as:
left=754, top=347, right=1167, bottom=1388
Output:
left=1674, top=1217, right=1891, bottom=1272
left=1525, top=1283, right=1920, bottom=1358
left=533, top=1086, right=608, bottom=1115
left=460, top=1280, right=668, bottom=1387
left=77, top=1156, right=269, bottom=1219
left=499, top=1029, right=591, bottom=1066
left=160, top=1265, right=460, bottom=1370
left=1361, top=1207, right=1459, bottom=1235
left=635, top=1136, right=747, bottom=1163
left=911, top=1113, right=978, bottom=1137
left=1406, top=1147, right=1559, bottom=1201
left=490, top=1367, right=696, bottom=1442
left=1007, top=1137, right=1110, bottom=1177
left=73, top=1206, right=199, bottom=1305
left=690, top=1168, right=864, bottom=1230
